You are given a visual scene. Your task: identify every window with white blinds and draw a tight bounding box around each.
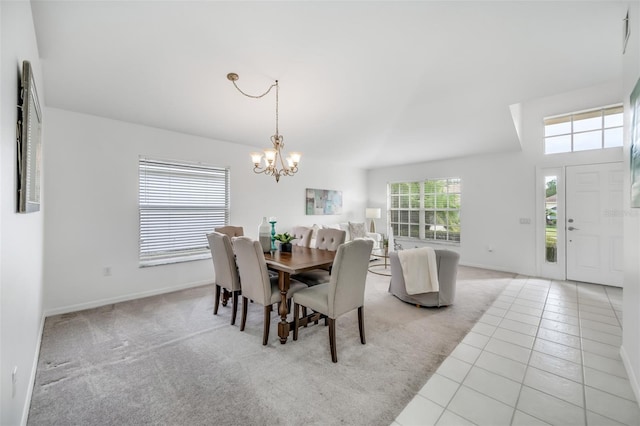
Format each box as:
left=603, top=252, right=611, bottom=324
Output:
left=139, top=158, right=229, bottom=266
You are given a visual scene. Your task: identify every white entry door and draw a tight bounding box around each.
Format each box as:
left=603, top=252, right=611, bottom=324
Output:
left=566, top=162, right=623, bottom=287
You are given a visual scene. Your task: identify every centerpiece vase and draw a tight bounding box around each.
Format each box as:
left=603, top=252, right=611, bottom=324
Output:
left=269, top=221, right=277, bottom=251
left=259, top=217, right=271, bottom=252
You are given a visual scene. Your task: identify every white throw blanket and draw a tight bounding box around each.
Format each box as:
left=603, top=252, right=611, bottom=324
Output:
left=398, top=247, right=439, bottom=295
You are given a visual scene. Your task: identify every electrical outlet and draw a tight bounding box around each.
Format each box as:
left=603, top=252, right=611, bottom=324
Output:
left=12, top=366, right=17, bottom=398
left=519, top=218, right=531, bottom=224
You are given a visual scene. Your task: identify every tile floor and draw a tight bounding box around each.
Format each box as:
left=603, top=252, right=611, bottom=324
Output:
left=392, top=276, right=640, bottom=426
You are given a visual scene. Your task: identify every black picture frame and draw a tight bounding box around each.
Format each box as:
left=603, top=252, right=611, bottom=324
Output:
left=17, top=60, right=42, bottom=213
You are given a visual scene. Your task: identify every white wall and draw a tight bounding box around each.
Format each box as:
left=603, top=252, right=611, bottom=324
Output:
left=621, top=0, right=640, bottom=402
left=367, top=79, right=622, bottom=276
left=43, top=108, right=368, bottom=314
left=0, top=1, right=45, bottom=424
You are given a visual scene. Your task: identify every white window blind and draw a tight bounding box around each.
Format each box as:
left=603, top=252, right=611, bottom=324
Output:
left=139, top=158, right=229, bottom=266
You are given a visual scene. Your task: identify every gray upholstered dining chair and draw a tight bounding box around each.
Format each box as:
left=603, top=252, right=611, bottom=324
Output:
left=232, top=237, right=307, bottom=345
left=207, top=232, right=242, bottom=325
left=292, top=238, right=373, bottom=362
left=214, top=226, right=244, bottom=238
left=292, top=228, right=346, bottom=286
left=291, top=226, right=313, bottom=248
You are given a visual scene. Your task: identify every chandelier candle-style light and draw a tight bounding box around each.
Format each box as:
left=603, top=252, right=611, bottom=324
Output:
left=227, top=73, right=301, bottom=183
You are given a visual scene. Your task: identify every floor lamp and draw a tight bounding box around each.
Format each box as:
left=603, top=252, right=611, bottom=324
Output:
left=366, top=208, right=381, bottom=233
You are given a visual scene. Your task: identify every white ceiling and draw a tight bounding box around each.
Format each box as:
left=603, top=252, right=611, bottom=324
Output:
left=31, top=1, right=625, bottom=169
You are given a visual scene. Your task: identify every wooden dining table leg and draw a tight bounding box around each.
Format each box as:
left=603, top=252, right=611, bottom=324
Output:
left=277, top=271, right=291, bottom=344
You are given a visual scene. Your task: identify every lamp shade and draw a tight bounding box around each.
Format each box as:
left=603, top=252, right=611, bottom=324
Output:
left=366, top=208, right=381, bottom=219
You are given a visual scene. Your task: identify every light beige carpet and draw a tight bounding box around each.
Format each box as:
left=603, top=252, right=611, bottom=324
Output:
left=28, top=266, right=515, bottom=425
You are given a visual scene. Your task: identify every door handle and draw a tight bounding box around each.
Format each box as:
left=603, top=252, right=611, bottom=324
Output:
left=568, top=226, right=579, bottom=231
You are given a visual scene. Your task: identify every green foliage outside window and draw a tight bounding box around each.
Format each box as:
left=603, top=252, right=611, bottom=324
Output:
left=389, top=178, right=461, bottom=243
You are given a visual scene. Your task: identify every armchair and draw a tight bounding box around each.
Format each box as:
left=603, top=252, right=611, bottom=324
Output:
left=389, top=248, right=460, bottom=307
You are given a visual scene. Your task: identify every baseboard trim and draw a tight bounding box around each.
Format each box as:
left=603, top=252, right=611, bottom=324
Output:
left=43, top=280, right=213, bottom=317
left=620, top=344, right=640, bottom=407
left=458, top=261, right=520, bottom=275
left=22, top=313, right=45, bottom=426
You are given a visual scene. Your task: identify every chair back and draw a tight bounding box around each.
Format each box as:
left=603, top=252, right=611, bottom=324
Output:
left=214, top=226, right=244, bottom=238
left=232, top=237, right=272, bottom=306
left=315, top=228, right=346, bottom=251
left=328, top=239, right=373, bottom=318
left=207, top=232, right=241, bottom=292
left=291, top=226, right=313, bottom=247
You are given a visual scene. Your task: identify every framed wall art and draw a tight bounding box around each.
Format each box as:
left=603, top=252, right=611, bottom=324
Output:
left=17, top=60, right=43, bottom=213
left=305, top=188, right=342, bottom=215
left=631, top=77, right=640, bottom=207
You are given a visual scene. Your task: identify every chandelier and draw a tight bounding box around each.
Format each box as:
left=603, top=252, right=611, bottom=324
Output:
left=227, top=73, right=301, bottom=183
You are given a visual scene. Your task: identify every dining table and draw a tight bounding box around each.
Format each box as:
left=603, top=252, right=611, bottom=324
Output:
left=264, top=245, right=337, bottom=344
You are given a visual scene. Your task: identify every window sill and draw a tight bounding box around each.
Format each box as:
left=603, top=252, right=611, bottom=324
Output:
left=395, top=237, right=460, bottom=248
left=139, top=252, right=211, bottom=268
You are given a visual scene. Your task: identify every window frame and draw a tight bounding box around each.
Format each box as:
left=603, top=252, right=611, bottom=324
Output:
left=544, top=104, right=623, bottom=155
left=138, top=157, right=230, bottom=267
left=388, top=178, right=461, bottom=244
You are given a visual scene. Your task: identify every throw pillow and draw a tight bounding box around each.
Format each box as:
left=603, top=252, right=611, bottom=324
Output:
left=348, top=222, right=366, bottom=239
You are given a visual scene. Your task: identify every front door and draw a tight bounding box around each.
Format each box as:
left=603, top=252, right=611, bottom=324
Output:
left=566, top=162, right=623, bottom=287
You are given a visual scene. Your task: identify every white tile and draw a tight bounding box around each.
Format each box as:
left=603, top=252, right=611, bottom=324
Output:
left=492, top=300, right=513, bottom=310
left=528, top=351, right=583, bottom=383
left=504, top=311, right=540, bottom=326
left=579, top=303, right=617, bottom=318
left=461, top=331, right=490, bottom=349
left=486, top=306, right=508, bottom=318
left=584, top=367, right=637, bottom=401
left=418, top=373, right=460, bottom=408
left=517, top=386, right=585, bottom=425
left=536, top=327, right=581, bottom=349
left=449, top=343, right=482, bottom=364
left=581, top=338, right=622, bottom=360
left=541, top=310, right=580, bottom=326
left=461, top=366, right=522, bottom=407
left=496, top=295, right=516, bottom=305
left=498, top=318, right=538, bottom=336
left=523, top=367, right=584, bottom=407
left=539, top=318, right=580, bottom=336
left=519, top=290, right=548, bottom=302
left=581, top=318, right=622, bottom=336
left=396, top=394, right=444, bottom=426
left=511, top=410, right=552, bottom=426
left=475, top=351, right=527, bottom=383
left=448, top=385, right=514, bottom=426
left=533, top=339, right=582, bottom=364
left=512, top=298, right=545, bottom=310
left=582, top=327, right=622, bottom=346
left=585, top=386, right=640, bottom=425
left=436, top=356, right=472, bottom=383
left=545, top=298, right=578, bottom=310
left=543, top=303, right=579, bottom=318
left=484, top=337, right=532, bottom=364
left=509, top=304, right=543, bottom=318
left=435, top=410, right=475, bottom=426
left=492, top=328, right=535, bottom=349
left=583, top=351, right=630, bottom=379
left=579, top=310, right=621, bottom=326
left=471, top=321, right=496, bottom=337
left=478, top=313, right=502, bottom=326
left=586, top=410, right=627, bottom=426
